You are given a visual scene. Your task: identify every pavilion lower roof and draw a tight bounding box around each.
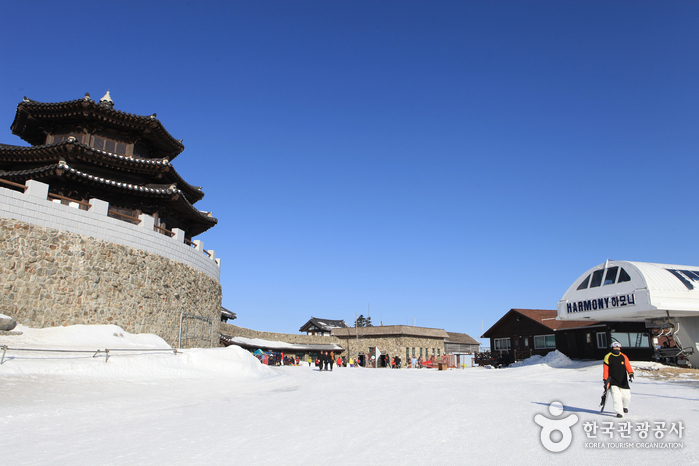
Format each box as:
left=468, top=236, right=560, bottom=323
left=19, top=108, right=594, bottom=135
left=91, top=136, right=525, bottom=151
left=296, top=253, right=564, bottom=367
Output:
left=0, top=140, right=204, bottom=203
left=0, top=161, right=217, bottom=236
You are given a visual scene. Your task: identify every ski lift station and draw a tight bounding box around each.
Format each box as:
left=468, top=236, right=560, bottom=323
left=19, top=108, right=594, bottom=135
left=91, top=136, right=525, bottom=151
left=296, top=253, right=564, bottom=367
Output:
left=558, top=260, right=699, bottom=367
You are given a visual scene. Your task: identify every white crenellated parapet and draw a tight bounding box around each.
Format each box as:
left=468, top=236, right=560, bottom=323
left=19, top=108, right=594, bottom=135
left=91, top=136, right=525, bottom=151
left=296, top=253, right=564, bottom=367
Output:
left=25, top=179, right=48, bottom=199
left=139, top=212, right=155, bottom=230
left=1, top=180, right=221, bottom=281
left=172, top=228, right=185, bottom=243
left=89, top=198, right=109, bottom=216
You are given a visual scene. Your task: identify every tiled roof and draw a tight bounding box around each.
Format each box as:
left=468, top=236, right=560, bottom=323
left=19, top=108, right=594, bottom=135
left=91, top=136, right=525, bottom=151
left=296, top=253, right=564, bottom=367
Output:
left=0, top=140, right=204, bottom=203
left=0, top=161, right=217, bottom=234
left=445, top=332, right=480, bottom=345
left=332, top=325, right=449, bottom=339
left=11, top=96, right=185, bottom=160
left=299, top=317, right=350, bottom=333
left=482, top=309, right=601, bottom=337
left=513, top=309, right=601, bottom=331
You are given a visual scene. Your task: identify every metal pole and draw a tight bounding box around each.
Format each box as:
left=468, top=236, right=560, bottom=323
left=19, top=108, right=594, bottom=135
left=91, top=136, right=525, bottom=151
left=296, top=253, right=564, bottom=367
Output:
left=179, top=312, right=183, bottom=349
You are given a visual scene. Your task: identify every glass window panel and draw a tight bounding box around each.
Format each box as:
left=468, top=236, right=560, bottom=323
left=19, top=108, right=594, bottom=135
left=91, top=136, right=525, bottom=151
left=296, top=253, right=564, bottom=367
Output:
left=590, top=270, right=604, bottom=288
left=545, top=335, right=556, bottom=348
left=93, top=137, right=104, bottom=150
left=104, top=140, right=116, bottom=153
left=618, top=268, right=631, bottom=283
left=577, top=275, right=591, bottom=290
left=116, top=142, right=127, bottom=155
left=610, top=332, right=630, bottom=347
left=666, top=269, right=694, bottom=290
left=604, top=267, right=619, bottom=285
left=680, top=270, right=699, bottom=282
left=596, top=332, right=607, bottom=349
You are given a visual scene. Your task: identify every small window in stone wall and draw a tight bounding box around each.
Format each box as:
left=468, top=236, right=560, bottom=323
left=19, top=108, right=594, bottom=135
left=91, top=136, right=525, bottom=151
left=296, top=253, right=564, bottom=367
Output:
left=406, top=348, right=409, bottom=360
left=412, top=347, right=415, bottom=356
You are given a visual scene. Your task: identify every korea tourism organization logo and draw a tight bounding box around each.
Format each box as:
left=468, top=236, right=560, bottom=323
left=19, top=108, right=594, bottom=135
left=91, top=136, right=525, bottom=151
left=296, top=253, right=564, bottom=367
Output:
left=534, top=401, right=579, bottom=452
left=534, top=402, right=685, bottom=453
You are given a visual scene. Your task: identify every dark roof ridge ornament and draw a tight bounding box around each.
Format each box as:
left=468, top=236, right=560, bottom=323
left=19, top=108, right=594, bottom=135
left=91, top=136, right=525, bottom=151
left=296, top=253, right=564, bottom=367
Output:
left=99, top=90, right=114, bottom=109
left=84, top=93, right=92, bottom=101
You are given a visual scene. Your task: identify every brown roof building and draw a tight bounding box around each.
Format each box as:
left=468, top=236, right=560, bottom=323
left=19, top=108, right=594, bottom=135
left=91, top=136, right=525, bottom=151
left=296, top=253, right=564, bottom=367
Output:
left=482, top=308, right=654, bottom=362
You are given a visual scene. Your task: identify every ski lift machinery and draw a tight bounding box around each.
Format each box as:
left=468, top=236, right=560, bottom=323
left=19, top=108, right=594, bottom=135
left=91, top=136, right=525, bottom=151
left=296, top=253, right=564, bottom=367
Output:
left=557, top=260, right=699, bottom=367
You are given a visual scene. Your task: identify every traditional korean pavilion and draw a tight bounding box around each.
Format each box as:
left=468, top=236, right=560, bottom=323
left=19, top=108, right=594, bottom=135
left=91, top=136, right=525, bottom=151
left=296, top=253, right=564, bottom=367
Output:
left=0, top=92, right=216, bottom=239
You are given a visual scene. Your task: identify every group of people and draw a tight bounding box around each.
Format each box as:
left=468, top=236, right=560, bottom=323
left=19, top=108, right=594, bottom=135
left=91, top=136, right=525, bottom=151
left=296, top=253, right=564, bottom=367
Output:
left=265, top=352, right=300, bottom=366
left=315, top=351, right=342, bottom=371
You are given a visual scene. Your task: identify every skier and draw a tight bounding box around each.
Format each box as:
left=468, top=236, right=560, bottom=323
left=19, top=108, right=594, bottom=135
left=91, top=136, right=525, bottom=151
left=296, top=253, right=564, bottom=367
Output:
left=603, top=341, right=634, bottom=418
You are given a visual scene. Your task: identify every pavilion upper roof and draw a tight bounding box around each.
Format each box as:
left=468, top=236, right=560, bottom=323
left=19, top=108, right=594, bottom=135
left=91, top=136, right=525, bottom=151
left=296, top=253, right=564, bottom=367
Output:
left=11, top=94, right=185, bottom=161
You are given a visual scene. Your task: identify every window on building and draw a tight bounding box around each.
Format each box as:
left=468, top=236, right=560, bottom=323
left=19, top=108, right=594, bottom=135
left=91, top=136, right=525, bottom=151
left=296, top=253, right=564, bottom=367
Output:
left=420, top=348, right=423, bottom=357
left=534, top=335, right=556, bottom=349
left=577, top=274, right=591, bottom=290
left=586, top=333, right=592, bottom=344
left=524, top=338, right=529, bottom=347
left=493, top=338, right=511, bottom=351
left=610, top=332, right=650, bottom=348
left=618, top=268, right=631, bottom=283
left=590, top=269, right=605, bottom=288
left=406, top=348, right=409, bottom=360
left=92, top=136, right=128, bottom=155
left=603, top=267, right=619, bottom=285
left=666, top=269, right=694, bottom=290
left=437, top=348, right=440, bottom=356
left=596, top=332, right=607, bottom=349
left=412, top=348, right=415, bottom=356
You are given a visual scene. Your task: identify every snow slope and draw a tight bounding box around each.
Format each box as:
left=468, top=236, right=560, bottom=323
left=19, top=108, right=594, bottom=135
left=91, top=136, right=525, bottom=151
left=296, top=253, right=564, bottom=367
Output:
left=1, top=325, right=697, bottom=465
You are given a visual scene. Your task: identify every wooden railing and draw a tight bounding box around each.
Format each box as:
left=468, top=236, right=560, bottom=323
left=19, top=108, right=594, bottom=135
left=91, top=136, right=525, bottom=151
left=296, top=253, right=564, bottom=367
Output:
left=154, top=224, right=174, bottom=237
left=0, top=178, right=28, bottom=191
left=107, top=209, right=141, bottom=225
left=47, top=193, right=91, bottom=210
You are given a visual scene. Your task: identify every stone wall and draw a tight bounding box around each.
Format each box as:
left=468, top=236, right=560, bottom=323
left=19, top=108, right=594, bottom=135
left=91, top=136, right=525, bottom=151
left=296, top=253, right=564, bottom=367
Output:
left=0, top=218, right=221, bottom=348
left=337, top=334, right=446, bottom=362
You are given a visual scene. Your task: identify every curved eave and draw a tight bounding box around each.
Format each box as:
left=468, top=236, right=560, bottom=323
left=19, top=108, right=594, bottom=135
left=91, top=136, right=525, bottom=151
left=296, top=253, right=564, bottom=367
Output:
left=0, top=141, right=204, bottom=202
left=11, top=98, right=185, bottom=160
left=0, top=163, right=217, bottom=234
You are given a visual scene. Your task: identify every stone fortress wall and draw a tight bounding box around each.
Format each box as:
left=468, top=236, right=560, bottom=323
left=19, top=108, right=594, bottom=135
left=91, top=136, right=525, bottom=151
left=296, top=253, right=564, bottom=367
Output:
left=0, top=182, right=222, bottom=347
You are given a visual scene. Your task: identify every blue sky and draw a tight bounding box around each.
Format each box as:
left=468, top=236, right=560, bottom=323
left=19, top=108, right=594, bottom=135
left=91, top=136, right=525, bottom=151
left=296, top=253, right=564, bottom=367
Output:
left=2, top=1, right=698, bottom=342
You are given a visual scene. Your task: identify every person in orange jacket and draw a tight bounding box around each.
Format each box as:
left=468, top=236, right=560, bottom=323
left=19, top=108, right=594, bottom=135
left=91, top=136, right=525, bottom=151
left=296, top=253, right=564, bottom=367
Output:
left=603, top=341, right=635, bottom=418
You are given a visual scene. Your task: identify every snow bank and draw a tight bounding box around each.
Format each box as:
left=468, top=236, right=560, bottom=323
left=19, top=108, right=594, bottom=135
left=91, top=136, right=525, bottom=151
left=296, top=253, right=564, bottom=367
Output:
left=0, top=324, right=272, bottom=379
left=3, top=323, right=170, bottom=349
left=509, top=350, right=576, bottom=368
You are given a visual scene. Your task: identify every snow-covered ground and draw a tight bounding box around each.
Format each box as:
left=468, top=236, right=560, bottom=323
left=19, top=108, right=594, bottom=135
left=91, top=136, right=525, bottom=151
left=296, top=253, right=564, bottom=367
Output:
left=1, top=324, right=697, bottom=465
